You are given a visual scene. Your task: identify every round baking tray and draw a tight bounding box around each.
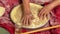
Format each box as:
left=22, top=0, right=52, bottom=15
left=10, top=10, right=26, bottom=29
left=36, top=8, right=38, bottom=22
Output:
left=11, top=3, right=50, bottom=29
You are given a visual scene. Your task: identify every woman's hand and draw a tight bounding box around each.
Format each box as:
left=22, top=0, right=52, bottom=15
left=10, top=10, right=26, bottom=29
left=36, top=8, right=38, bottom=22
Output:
left=21, top=12, right=33, bottom=26
left=38, top=2, right=57, bottom=20
left=22, top=0, right=33, bottom=26
left=38, top=0, right=60, bottom=20
left=38, top=5, right=52, bottom=20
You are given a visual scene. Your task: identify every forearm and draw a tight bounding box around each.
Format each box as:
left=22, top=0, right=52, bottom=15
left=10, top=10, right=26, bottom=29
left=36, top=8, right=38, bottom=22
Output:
left=48, top=0, right=60, bottom=9
left=22, top=0, right=31, bottom=14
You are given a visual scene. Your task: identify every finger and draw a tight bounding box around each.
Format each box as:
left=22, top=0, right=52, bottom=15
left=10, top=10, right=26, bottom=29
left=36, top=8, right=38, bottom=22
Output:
left=39, top=12, right=43, bottom=19
left=40, top=9, right=46, bottom=18
left=39, top=15, right=43, bottom=21
left=40, top=11, right=47, bottom=20
left=22, top=18, right=25, bottom=26
left=43, top=10, right=49, bottom=19
left=42, top=11, right=47, bottom=20
left=24, top=17, right=28, bottom=26
left=50, top=12, right=55, bottom=17
left=25, top=17, right=29, bottom=26
left=42, top=13, right=45, bottom=20
left=23, top=17, right=26, bottom=26
left=50, top=11, right=52, bottom=16
left=46, top=13, right=48, bottom=19
left=46, top=13, right=50, bottom=19
left=38, top=9, right=45, bottom=18
left=28, top=18, right=31, bottom=25
left=39, top=10, right=44, bottom=20
left=21, top=17, right=24, bottom=25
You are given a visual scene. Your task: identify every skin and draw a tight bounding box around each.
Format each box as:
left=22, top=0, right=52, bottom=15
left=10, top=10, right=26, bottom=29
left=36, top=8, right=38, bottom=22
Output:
left=38, top=0, right=60, bottom=20
left=22, top=0, right=33, bottom=26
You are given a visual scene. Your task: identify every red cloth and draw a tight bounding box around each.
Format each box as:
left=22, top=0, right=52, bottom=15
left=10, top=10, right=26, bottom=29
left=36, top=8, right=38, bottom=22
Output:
left=0, top=0, right=60, bottom=34
left=50, top=5, right=60, bottom=34
left=54, top=6, right=60, bottom=20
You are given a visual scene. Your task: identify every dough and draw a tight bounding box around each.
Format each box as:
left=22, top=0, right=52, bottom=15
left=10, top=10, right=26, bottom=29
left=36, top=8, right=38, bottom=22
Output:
left=0, top=7, right=5, bottom=17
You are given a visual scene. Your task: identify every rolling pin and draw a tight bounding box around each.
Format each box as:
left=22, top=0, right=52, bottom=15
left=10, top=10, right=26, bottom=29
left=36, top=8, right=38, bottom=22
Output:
left=21, top=25, right=60, bottom=34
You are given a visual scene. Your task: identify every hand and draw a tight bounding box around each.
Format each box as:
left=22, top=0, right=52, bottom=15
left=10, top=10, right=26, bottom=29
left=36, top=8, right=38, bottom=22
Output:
left=21, top=13, right=33, bottom=26
left=38, top=0, right=60, bottom=20
left=38, top=5, right=54, bottom=20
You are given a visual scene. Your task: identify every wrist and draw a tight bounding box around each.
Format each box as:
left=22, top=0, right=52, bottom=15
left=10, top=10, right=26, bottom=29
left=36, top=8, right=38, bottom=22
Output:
left=23, top=11, right=31, bottom=15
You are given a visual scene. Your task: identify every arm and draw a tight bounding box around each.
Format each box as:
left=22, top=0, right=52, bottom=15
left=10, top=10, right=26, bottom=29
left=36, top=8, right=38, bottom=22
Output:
left=22, top=0, right=33, bottom=26
left=22, top=0, right=31, bottom=14
left=48, top=0, right=60, bottom=9
left=38, top=0, right=60, bottom=19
